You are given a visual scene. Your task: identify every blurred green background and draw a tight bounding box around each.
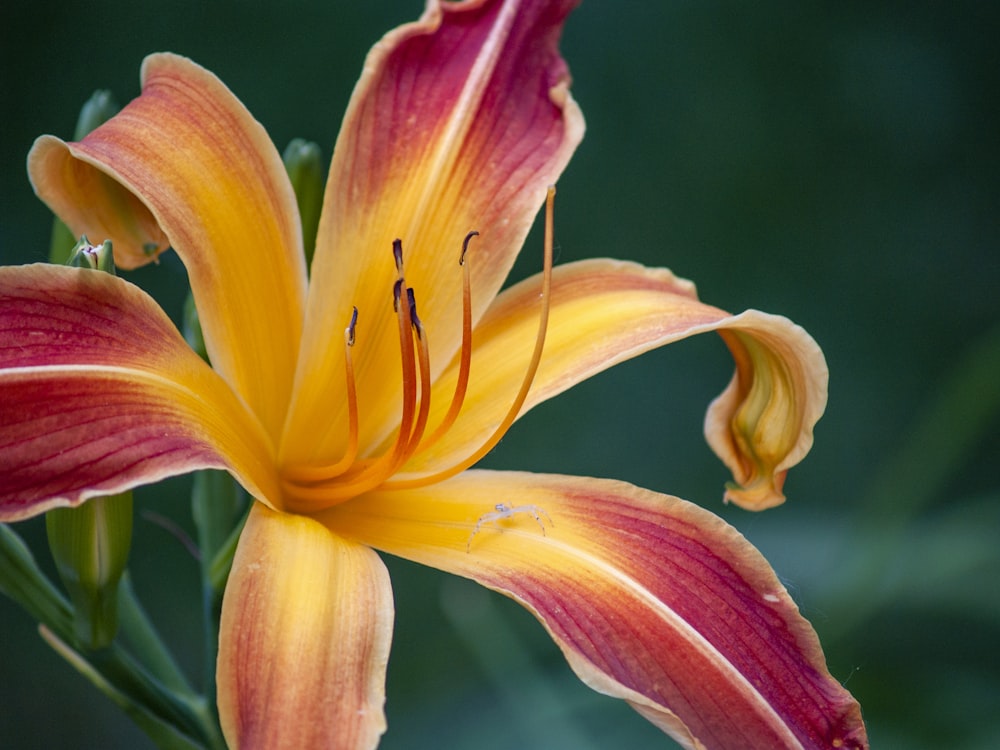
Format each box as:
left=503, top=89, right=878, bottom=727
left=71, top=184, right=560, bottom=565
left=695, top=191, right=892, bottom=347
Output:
left=1, top=1, right=998, bottom=748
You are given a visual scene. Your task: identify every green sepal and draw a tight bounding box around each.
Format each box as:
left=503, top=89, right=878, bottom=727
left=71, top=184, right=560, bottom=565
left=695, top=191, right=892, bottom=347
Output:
left=66, top=235, right=117, bottom=273
left=49, top=90, right=120, bottom=264
left=282, top=138, right=324, bottom=269
left=46, top=492, right=133, bottom=649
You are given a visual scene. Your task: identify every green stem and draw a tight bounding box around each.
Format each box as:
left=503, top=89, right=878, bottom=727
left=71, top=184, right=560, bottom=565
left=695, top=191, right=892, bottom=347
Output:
left=0, top=523, right=74, bottom=633
left=2, top=524, right=224, bottom=748
left=191, top=470, right=245, bottom=713
left=40, top=626, right=225, bottom=750
left=118, top=572, right=195, bottom=697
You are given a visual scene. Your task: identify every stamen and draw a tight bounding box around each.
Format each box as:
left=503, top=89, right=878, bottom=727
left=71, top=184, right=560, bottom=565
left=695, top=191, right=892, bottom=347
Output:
left=281, top=307, right=360, bottom=482
left=339, top=307, right=360, bottom=469
left=420, top=230, right=477, bottom=449
left=383, top=186, right=557, bottom=490
left=281, top=252, right=419, bottom=505
left=405, top=288, right=433, bottom=457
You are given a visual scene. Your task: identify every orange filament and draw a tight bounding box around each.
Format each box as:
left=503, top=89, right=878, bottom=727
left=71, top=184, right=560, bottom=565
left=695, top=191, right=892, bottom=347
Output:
left=280, top=308, right=360, bottom=482
left=382, top=185, right=557, bottom=490
left=404, top=288, right=434, bottom=458
left=420, top=230, right=477, bottom=450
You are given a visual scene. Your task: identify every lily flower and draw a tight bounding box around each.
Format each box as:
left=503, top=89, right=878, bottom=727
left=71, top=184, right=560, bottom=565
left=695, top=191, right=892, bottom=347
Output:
left=1, top=0, right=866, bottom=748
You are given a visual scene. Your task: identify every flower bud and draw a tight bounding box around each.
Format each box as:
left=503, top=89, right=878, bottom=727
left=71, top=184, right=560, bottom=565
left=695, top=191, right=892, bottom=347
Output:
left=46, top=492, right=133, bottom=649
left=67, top=236, right=116, bottom=274
left=282, top=138, right=324, bottom=268
left=183, top=292, right=208, bottom=362
left=73, top=90, right=119, bottom=140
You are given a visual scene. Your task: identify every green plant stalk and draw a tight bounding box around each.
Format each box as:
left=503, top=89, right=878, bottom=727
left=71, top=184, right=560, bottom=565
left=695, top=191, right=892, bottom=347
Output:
left=0, top=523, right=74, bottom=633
left=40, top=626, right=225, bottom=750
left=192, top=469, right=246, bottom=711
left=118, top=572, right=195, bottom=697
left=2, top=524, right=223, bottom=748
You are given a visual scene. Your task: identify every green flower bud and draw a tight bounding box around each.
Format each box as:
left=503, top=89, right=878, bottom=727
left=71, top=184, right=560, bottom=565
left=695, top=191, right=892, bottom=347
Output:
left=66, top=236, right=116, bottom=274
left=282, top=138, right=324, bottom=269
left=183, top=292, right=209, bottom=362
left=73, top=90, right=119, bottom=141
left=46, top=492, right=133, bottom=649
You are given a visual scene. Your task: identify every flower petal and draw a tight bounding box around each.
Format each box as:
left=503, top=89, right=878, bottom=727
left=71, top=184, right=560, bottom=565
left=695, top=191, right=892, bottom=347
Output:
left=400, top=259, right=827, bottom=510
left=218, top=503, right=393, bottom=750
left=0, top=265, right=279, bottom=521
left=283, top=0, right=584, bottom=463
left=322, top=471, right=868, bottom=750
left=28, top=53, right=307, bottom=440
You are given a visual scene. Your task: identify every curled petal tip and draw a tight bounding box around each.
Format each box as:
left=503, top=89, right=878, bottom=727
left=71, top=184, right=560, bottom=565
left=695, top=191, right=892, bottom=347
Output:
left=724, top=470, right=787, bottom=511
left=706, top=311, right=829, bottom=511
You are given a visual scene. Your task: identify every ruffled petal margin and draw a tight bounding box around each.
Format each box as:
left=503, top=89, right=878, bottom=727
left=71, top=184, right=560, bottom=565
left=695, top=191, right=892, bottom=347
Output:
left=321, top=471, right=868, bottom=750
left=0, top=265, right=279, bottom=521
left=218, top=503, right=393, bottom=750
left=27, top=53, right=308, bottom=440
left=397, top=259, right=827, bottom=510
left=284, top=0, right=584, bottom=464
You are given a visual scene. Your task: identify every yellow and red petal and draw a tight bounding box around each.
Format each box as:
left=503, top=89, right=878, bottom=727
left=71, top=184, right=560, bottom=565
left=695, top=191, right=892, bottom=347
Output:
left=28, top=53, right=307, bottom=440
left=397, top=259, right=827, bottom=510
left=217, top=503, right=392, bottom=750
left=283, top=0, right=584, bottom=465
left=321, top=471, right=868, bottom=750
left=0, top=265, right=279, bottom=520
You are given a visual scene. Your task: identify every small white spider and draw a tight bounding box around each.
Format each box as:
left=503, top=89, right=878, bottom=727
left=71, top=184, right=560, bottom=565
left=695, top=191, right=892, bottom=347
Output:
left=466, top=502, right=553, bottom=552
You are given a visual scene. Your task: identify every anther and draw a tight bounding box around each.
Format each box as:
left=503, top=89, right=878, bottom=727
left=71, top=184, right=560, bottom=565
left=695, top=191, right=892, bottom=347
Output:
left=393, top=278, right=404, bottom=313
left=460, top=230, right=479, bottom=266
left=345, top=306, right=358, bottom=347
left=392, top=238, right=404, bottom=276
left=406, top=287, right=423, bottom=337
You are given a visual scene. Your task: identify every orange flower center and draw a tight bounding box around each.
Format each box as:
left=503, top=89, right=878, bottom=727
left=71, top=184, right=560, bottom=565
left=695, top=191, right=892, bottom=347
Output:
left=280, top=187, right=557, bottom=512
